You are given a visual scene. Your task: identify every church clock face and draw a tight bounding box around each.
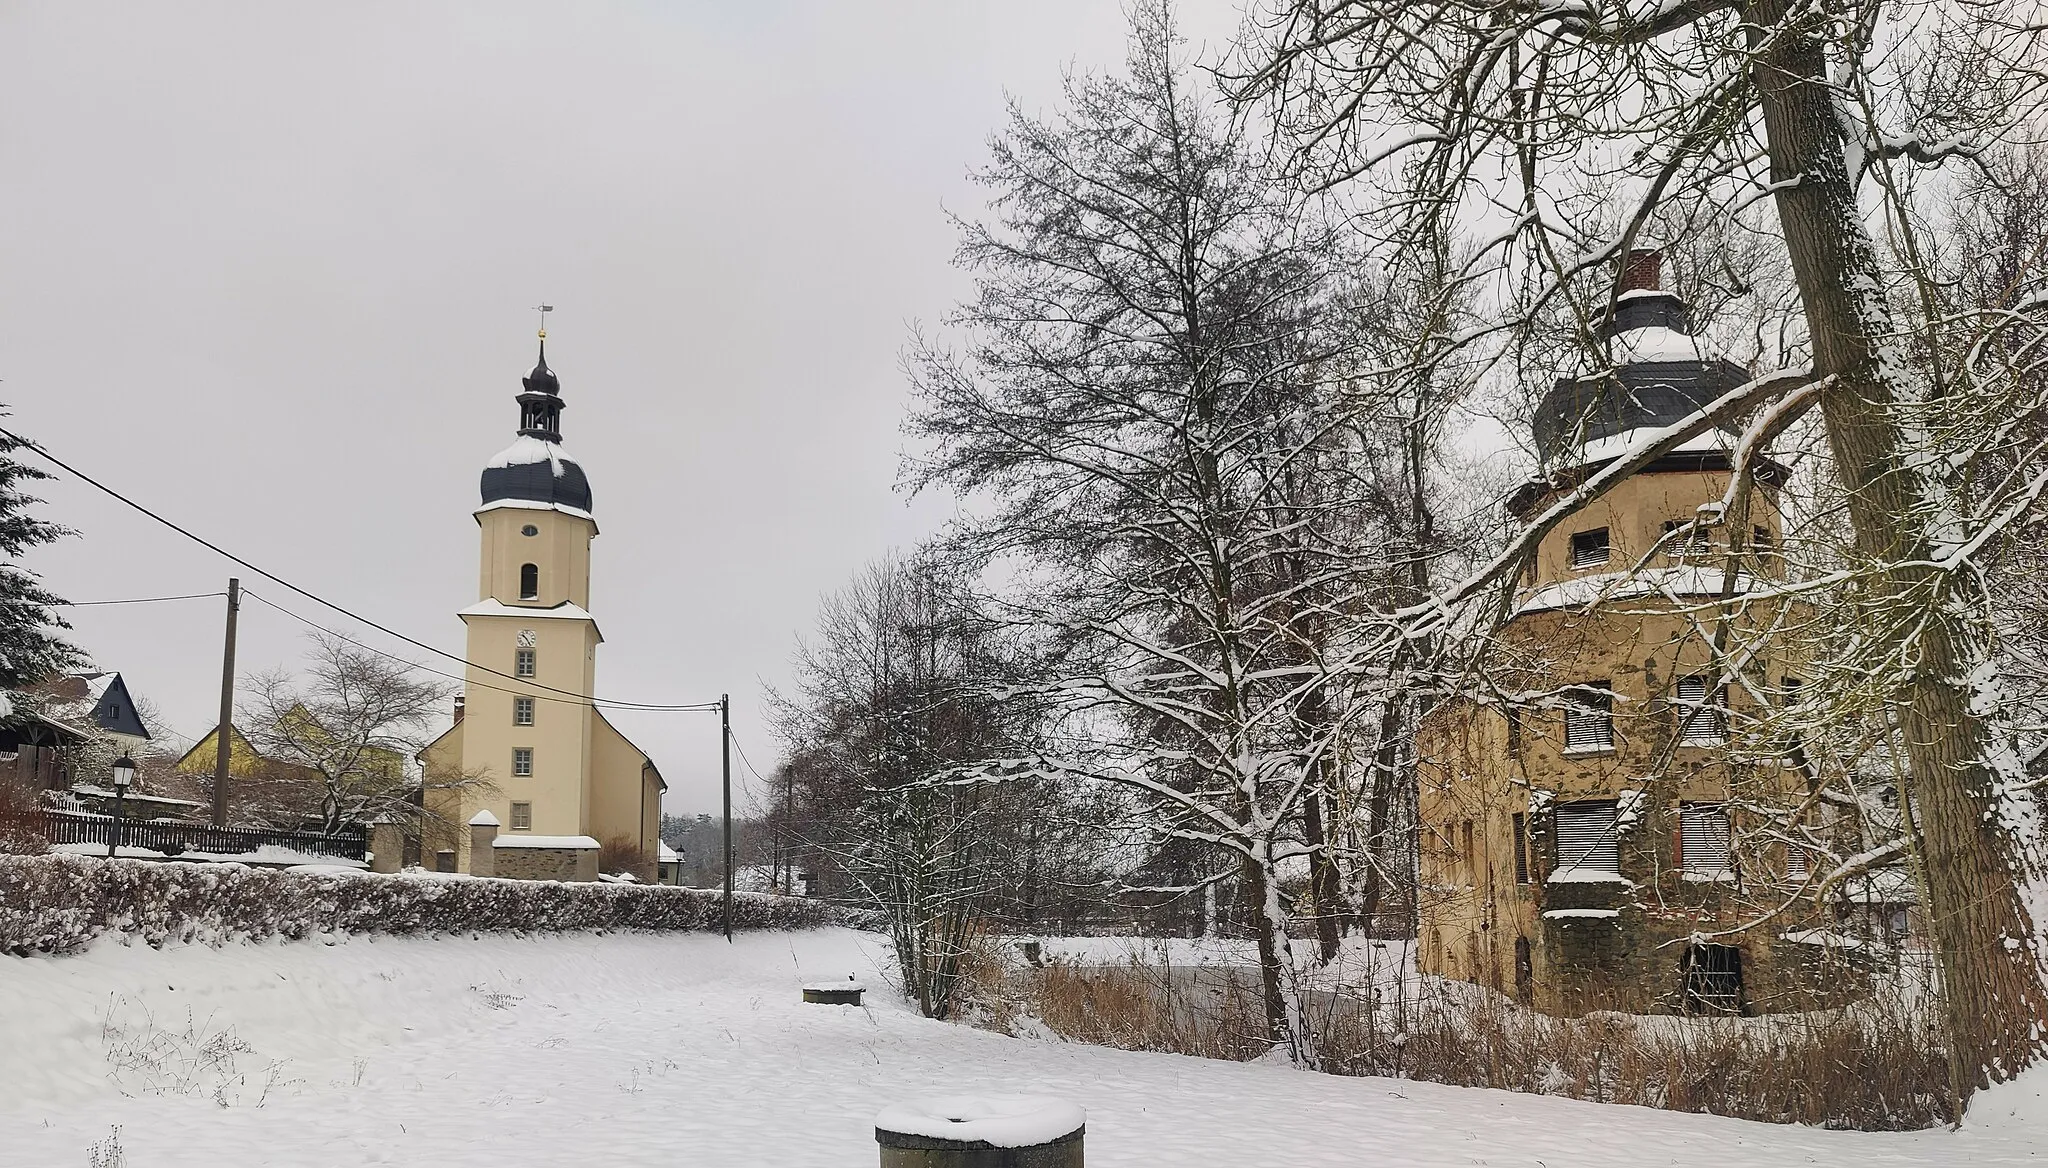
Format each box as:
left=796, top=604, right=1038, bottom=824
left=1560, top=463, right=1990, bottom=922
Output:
left=517, top=629, right=538, bottom=648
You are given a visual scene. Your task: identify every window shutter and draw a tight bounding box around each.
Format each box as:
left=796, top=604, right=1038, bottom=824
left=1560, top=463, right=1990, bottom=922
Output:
left=1553, top=801, right=1620, bottom=874
left=1676, top=676, right=1725, bottom=744
left=1570, top=528, right=1611, bottom=569
left=1785, top=845, right=1810, bottom=881
left=1680, top=804, right=1731, bottom=875
left=1564, top=684, right=1614, bottom=751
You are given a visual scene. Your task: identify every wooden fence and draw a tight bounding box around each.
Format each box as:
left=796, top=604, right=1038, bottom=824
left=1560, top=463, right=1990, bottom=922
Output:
left=39, top=810, right=368, bottom=862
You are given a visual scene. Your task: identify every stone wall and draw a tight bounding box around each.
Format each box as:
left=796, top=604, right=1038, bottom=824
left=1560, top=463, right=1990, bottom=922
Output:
left=492, top=842, right=599, bottom=882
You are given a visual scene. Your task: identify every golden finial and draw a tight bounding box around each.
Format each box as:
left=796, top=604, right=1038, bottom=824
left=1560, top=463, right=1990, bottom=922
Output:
left=533, top=303, right=553, bottom=340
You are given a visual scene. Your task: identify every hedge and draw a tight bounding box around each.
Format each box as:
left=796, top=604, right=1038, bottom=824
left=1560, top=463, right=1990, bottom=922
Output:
left=0, top=853, right=856, bottom=956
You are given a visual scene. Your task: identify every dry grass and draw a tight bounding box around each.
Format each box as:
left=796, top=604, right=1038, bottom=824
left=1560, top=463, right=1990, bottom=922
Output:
left=999, top=950, right=1951, bottom=1130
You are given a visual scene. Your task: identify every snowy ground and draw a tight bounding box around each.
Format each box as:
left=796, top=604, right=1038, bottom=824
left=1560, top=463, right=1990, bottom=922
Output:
left=3, top=928, right=2043, bottom=1167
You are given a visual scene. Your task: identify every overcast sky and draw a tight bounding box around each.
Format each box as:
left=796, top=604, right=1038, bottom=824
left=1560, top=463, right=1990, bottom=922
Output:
left=2, top=2, right=1247, bottom=815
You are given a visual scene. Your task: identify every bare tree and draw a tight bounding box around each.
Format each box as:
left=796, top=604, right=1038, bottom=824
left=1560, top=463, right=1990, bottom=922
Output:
left=1237, top=0, right=2048, bottom=1096
left=244, top=634, right=487, bottom=840
left=769, top=554, right=1058, bottom=1020
left=900, top=2, right=1478, bottom=1065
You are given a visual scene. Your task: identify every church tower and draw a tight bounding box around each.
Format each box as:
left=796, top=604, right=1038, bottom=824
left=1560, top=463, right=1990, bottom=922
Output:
left=416, top=329, right=666, bottom=881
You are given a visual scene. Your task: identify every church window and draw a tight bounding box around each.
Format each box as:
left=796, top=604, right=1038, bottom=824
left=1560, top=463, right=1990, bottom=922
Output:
left=516, top=648, right=536, bottom=677
left=514, top=697, right=535, bottom=726
left=512, top=747, right=533, bottom=777
left=1569, top=527, right=1610, bottom=569
left=520, top=524, right=539, bottom=537
left=519, top=563, right=539, bottom=600
left=1563, top=682, right=1613, bottom=752
left=510, top=801, right=532, bottom=831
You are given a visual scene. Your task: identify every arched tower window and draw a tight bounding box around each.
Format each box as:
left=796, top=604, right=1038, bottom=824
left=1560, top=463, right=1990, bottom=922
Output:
left=519, top=563, right=539, bottom=601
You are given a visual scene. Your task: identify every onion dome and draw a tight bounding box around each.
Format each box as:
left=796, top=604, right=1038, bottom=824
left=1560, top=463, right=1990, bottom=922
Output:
left=1531, top=249, right=1756, bottom=474
left=480, top=336, right=594, bottom=515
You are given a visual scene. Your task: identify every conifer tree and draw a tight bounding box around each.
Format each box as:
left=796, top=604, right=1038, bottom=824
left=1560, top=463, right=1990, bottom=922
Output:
left=0, top=414, right=77, bottom=690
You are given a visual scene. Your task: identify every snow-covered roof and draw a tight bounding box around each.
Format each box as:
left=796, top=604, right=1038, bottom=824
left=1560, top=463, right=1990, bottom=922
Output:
left=473, top=497, right=596, bottom=525
left=491, top=834, right=601, bottom=850
left=658, top=842, right=680, bottom=862
left=1516, top=565, right=1756, bottom=616
left=468, top=809, right=501, bottom=827
left=1607, top=325, right=1721, bottom=364
left=456, top=599, right=602, bottom=642
left=486, top=435, right=581, bottom=476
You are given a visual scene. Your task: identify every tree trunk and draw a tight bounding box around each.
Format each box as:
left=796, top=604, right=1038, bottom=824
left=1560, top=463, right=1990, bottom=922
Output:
left=1243, top=846, right=1320, bottom=1068
left=1751, top=0, right=2048, bottom=1097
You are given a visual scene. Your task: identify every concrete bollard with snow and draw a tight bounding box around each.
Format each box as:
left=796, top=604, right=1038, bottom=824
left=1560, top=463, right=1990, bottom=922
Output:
left=874, top=1096, right=1084, bottom=1168
left=802, top=975, right=865, bottom=1005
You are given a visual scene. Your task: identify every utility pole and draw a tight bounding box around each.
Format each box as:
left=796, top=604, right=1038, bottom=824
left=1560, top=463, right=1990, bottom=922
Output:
left=721, top=693, right=733, bottom=942
left=210, top=578, right=240, bottom=828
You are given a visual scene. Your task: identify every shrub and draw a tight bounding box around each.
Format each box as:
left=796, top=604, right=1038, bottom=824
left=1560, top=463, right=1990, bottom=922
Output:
left=0, top=852, right=850, bottom=956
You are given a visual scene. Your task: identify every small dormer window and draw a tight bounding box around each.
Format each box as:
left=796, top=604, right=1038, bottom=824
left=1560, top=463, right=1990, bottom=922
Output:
left=1569, top=528, right=1610, bottom=570
left=519, top=563, right=539, bottom=601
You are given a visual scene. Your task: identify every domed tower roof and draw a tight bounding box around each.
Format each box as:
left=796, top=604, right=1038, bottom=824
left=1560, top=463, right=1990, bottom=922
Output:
left=1531, top=250, right=1756, bottom=473
left=480, top=335, right=594, bottom=516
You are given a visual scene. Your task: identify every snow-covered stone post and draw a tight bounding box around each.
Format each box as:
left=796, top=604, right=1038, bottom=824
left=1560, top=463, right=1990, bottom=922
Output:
left=368, top=818, right=403, bottom=874
left=873, top=1097, right=1083, bottom=1168
left=468, top=810, right=500, bottom=877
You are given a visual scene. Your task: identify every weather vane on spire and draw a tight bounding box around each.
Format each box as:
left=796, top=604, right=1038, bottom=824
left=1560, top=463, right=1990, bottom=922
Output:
left=532, top=303, right=554, bottom=340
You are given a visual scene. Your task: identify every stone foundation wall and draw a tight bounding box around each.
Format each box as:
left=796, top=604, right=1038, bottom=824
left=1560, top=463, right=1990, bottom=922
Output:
left=492, top=844, right=600, bottom=882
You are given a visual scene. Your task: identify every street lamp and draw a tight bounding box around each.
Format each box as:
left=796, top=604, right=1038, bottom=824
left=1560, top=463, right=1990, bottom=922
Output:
left=107, top=753, right=136, bottom=859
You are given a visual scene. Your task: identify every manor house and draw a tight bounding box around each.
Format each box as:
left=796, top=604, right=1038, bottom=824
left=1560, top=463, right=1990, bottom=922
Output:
left=1414, top=251, right=1864, bottom=1016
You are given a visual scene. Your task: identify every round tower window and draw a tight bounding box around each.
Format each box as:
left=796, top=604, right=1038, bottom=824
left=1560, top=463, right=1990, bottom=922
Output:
left=520, top=524, right=539, bottom=537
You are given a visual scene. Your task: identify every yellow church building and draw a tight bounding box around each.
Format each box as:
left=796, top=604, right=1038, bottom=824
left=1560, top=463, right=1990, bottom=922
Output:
left=410, top=336, right=667, bottom=881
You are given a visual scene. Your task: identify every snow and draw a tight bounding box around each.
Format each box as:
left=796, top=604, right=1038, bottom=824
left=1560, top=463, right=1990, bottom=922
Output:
left=1781, top=929, right=1867, bottom=950
left=47, top=842, right=367, bottom=869
left=803, top=979, right=866, bottom=992
left=456, top=597, right=599, bottom=623
left=658, top=842, right=680, bottom=863
left=472, top=497, right=597, bottom=524
left=1542, top=908, right=1623, bottom=920
left=1545, top=867, right=1633, bottom=885
left=1517, top=565, right=1756, bottom=615
left=490, top=834, right=599, bottom=849
left=484, top=435, right=580, bottom=477
left=1610, top=325, right=1719, bottom=363
left=874, top=1095, right=1084, bottom=1146
left=466, top=809, right=500, bottom=827
left=1, top=927, right=2040, bottom=1166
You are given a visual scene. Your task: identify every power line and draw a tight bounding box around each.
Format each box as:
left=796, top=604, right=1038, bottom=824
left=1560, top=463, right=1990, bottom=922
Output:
left=1, top=424, right=721, bottom=713
left=0, top=592, right=226, bottom=607
left=242, top=588, right=680, bottom=712
left=725, top=725, right=770, bottom=790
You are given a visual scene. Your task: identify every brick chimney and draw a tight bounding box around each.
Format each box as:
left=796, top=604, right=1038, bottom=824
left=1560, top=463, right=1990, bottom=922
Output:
left=1621, top=248, right=1662, bottom=293
left=453, top=695, right=465, bottom=725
